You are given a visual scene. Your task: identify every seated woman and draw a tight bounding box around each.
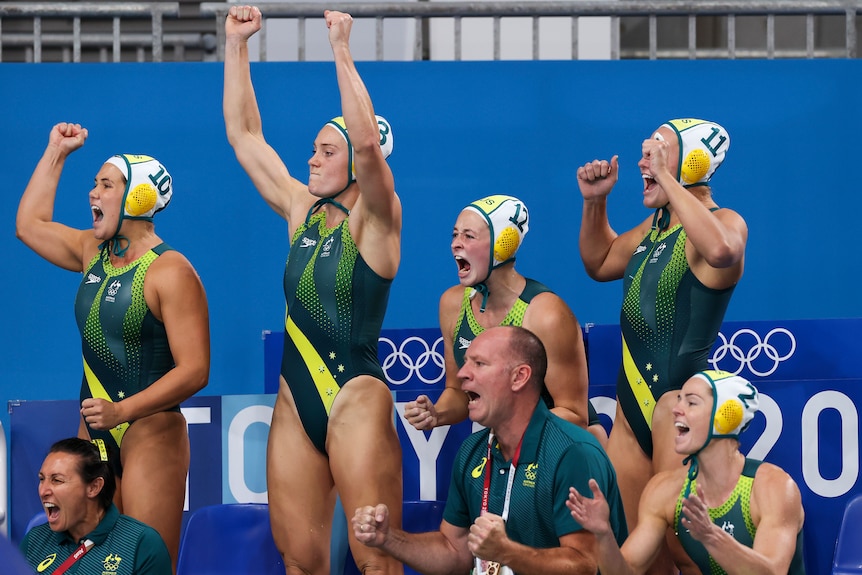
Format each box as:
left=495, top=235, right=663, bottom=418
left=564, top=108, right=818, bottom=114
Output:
left=20, top=437, right=172, bottom=575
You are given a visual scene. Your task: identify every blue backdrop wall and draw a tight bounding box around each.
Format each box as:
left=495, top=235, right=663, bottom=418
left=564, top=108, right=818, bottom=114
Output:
left=2, top=60, right=860, bottom=457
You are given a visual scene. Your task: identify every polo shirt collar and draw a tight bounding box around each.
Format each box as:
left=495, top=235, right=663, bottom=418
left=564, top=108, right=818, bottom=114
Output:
left=53, top=502, right=120, bottom=546
left=490, top=399, right=547, bottom=464
left=518, top=400, right=549, bottom=463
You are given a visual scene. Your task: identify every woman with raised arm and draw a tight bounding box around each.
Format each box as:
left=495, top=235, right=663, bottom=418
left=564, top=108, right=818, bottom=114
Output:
left=223, top=6, right=403, bottom=575
left=577, top=119, right=747, bottom=574
left=16, top=122, right=210, bottom=573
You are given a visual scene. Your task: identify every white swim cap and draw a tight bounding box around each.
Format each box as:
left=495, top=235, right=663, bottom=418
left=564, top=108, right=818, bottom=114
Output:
left=460, top=195, right=530, bottom=313
left=463, top=195, right=530, bottom=276
left=104, top=154, right=173, bottom=221
left=683, top=370, right=759, bottom=482
left=693, top=369, right=759, bottom=440
left=101, top=154, right=172, bottom=257
left=658, top=119, right=730, bottom=187
left=325, top=115, right=393, bottom=183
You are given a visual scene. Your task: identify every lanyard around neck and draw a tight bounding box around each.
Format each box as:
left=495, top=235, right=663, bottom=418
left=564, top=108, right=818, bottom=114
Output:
left=480, top=431, right=524, bottom=522
left=52, top=539, right=94, bottom=575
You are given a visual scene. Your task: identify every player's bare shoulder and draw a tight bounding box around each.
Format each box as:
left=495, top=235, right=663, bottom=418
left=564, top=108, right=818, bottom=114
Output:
left=522, top=290, right=580, bottom=333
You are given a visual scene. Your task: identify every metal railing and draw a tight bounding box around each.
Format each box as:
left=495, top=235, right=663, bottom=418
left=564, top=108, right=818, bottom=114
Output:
left=0, top=2, right=180, bottom=62
left=0, top=2, right=861, bottom=61
left=199, top=1, right=862, bottom=61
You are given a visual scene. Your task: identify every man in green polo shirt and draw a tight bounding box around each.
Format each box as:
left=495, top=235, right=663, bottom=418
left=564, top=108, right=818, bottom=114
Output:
left=352, top=325, right=627, bottom=574
left=20, top=438, right=171, bottom=575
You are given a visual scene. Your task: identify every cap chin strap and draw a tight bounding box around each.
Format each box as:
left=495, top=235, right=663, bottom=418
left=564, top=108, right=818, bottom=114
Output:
left=306, top=187, right=351, bottom=224
left=99, top=206, right=130, bottom=257
left=470, top=257, right=514, bottom=314
left=101, top=213, right=155, bottom=257
left=99, top=236, right=131, bottom=257
left=470, top=254, right=501, bottom=314
left=472, top=283, right=490, bottom=313
left=335, top=174, right=353, bottom=197
left=681, top=430, right=715, bottom=497
left=682, top=453, right=700, bottom=495
left=652, top=205, right=671, bottom=232
left=100, top=201, right=133, bottom=257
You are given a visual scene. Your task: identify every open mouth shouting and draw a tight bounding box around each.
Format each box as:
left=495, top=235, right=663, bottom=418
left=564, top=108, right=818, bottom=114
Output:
left=43, top=501, right=61, bottom=525
left=455, top=255, right=472, bottom=278
left=642, top=173, right=658, bottom=192
left=91, top=205, right=104, bottom=224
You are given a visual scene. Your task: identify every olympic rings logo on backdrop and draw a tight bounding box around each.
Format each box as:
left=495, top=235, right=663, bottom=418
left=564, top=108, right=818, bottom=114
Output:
left=379, top=336, right=446, bottom=385
left=709, top=327, right=796, bottom=377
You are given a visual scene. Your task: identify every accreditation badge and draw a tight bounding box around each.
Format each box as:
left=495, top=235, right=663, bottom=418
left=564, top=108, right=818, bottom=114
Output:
left=473, top=557, right=514, bottom=575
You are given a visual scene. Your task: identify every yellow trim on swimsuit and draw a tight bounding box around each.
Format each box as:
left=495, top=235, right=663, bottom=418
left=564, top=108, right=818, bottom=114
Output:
left=621, top=336, right=657, bottom=428
left=83, top=357, right=130, bottom=447
left=285, top=315, right=340, bottom=415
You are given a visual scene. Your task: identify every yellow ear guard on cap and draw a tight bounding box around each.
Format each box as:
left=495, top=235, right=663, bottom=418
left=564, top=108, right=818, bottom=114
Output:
left=102, top=154, right=173, bottom=257
left=694, top=369, right=759, bottom=439
left=494, top=226, right=521, bottom=262
left=461, top=195, right=530, bottom=313
left=683, top=370, right=759, bottom=483
left=105, top=154, right=173, bottom=221
left=661, top=119, right=731, bottom=187
left=464, top=195, right=530, bottom=277
left=125, top=182, right=158, bottom=216
left=714, top=395, right=745, bottom=434
left=681, top=148, right=711, bottom=185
